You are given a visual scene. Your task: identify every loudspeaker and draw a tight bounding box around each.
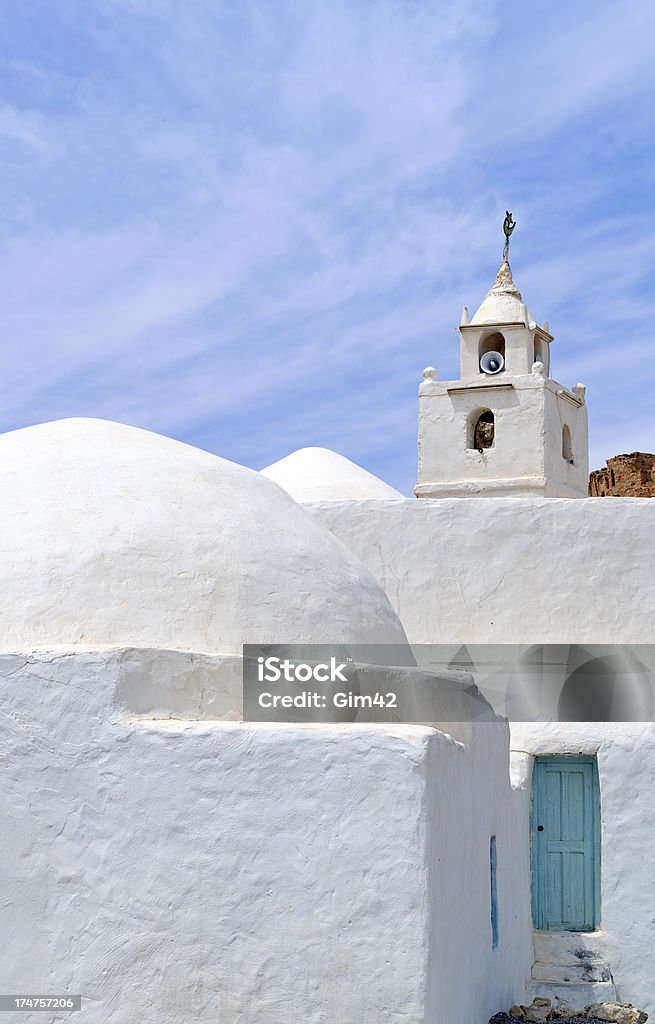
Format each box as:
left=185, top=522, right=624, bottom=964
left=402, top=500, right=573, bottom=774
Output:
left=480, top=351, right=505, bottom=375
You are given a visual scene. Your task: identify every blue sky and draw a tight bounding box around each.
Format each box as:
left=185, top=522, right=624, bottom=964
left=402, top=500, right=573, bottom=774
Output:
left=1, top=0, right=654, bottom=494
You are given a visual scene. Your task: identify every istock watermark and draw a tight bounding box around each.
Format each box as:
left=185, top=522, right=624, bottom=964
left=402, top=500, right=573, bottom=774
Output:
left=243, top=644, right=655, bottom=724
left=257, top=655, right=350, bottom=684
left=243, top=644, right=496, bottom=724
left=251, top=652, right=400, bottom=715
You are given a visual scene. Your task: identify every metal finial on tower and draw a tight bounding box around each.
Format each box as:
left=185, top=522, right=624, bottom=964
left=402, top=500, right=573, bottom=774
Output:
left=502, top=210, right=516, bottom=261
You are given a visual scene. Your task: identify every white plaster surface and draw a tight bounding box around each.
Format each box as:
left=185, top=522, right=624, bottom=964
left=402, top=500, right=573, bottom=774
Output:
left=425, top=719, right=533, bottom=1022
left=308, top=496, right=655, bottom=644
left=0, top=419, right=407, bottom=652
left=416, top=372, right=588, bottom=498
left=0, top=649, right=530, bottom=1023
left=262, top=446, right=405, bottom=502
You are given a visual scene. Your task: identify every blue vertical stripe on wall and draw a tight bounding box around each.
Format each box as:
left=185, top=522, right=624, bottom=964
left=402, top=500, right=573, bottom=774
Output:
left=490, top=834, right=499, bottom=949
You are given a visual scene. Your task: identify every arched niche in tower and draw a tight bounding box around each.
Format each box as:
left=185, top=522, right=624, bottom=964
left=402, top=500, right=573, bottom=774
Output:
left=478, top=331, right=505, bottom=373
left=562, top=424, right=573, bottom=463
left=468, top=408, right=495, bottom=450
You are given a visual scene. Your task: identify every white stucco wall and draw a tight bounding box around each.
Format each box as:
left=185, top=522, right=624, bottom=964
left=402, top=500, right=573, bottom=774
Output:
left=416, top=376, right=588, bottom=498
left=0, top=649, right=529, bottom=1023
left=307, top=495, right=655, bottom=1012
left=426, top=722, right=532, bottom=1021
left=543, top=388, right=589, bottom=497
left=307, top=496, right=655, bottom=644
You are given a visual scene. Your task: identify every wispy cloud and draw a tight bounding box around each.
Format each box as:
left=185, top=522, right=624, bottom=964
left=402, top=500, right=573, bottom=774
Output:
left=0, top=0, right=653, bottom=492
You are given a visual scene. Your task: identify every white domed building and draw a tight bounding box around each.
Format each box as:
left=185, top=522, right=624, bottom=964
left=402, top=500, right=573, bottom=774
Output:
left=262, top=445, right=406, bottom=502
left=0, top=418, right=407, bottom=654
left=2, top=233, right=655, bottom=1024
left=0, top=416, right=525, bottom=1024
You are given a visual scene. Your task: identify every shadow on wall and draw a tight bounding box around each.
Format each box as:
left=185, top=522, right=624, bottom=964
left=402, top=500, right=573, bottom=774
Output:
left=412, top=644, right=655, bottom=722
left=504, top=645, right=654, bottom=722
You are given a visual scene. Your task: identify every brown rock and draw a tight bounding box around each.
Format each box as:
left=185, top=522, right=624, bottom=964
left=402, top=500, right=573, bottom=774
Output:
left=589, top=453, right=655, bottom=497
left=551, top=1005, right=577, bottom=1020
left=585, top=1002, right=648, bottom=1024
left=525, top=1008, right=551, bottom=1023
left=510, top=1007, right=525, bottom=1019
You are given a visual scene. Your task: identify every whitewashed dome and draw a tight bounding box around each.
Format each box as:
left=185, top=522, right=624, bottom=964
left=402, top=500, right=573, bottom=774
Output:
left=262, top=447, right=405, bottom=502
left=0, top=419, right=408, bottom=652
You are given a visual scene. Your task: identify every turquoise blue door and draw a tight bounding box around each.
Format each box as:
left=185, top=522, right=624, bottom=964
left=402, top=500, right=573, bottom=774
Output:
left=531, top=757, right=600, bottom=931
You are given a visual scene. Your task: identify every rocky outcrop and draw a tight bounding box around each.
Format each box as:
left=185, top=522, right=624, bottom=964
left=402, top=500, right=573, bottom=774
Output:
left=589, top=453, right=655, bottom=497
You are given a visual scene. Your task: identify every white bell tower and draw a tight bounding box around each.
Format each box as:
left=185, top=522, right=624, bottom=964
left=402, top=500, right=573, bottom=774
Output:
left=415, top=215, right=589, bottom=498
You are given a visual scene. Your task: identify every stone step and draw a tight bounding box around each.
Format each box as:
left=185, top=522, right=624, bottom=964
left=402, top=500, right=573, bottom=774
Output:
left=529, top=980, right=617, bottom=1009
left=532, top=930, right=607, bottom=966
left=532, top=961, right=613, bottom=983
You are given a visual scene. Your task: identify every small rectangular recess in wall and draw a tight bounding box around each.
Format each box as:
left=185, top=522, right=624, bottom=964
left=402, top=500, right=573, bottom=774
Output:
left=490, top=835, right=499, bottom=949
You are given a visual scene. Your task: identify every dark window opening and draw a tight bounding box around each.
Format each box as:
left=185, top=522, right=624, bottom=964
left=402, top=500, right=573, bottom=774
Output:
left=473, top=410, right=495, bottom=450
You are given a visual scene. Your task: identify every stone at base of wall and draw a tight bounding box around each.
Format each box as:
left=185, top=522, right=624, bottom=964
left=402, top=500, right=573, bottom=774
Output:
left=492, top=999, right=648, bottom=1024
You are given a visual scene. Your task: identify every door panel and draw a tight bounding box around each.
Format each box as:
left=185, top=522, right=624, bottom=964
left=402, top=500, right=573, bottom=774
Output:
left=531, top=757, right=600, bottom=931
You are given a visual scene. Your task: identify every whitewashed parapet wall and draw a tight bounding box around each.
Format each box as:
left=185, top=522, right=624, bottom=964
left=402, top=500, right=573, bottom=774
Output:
left=307, top=497, right=655, bottom=645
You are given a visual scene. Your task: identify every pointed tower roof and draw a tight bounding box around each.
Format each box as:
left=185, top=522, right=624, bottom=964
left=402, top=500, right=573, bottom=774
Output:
left=470, top=257, right=528, bottom=326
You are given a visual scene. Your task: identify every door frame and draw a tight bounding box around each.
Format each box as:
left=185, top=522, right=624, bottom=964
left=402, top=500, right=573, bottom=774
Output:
left=531, top=755, right=601, bottom=931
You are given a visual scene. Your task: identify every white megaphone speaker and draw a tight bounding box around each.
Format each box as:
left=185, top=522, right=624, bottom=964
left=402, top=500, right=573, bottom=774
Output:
left=480, top=350, right=505, bottom=375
